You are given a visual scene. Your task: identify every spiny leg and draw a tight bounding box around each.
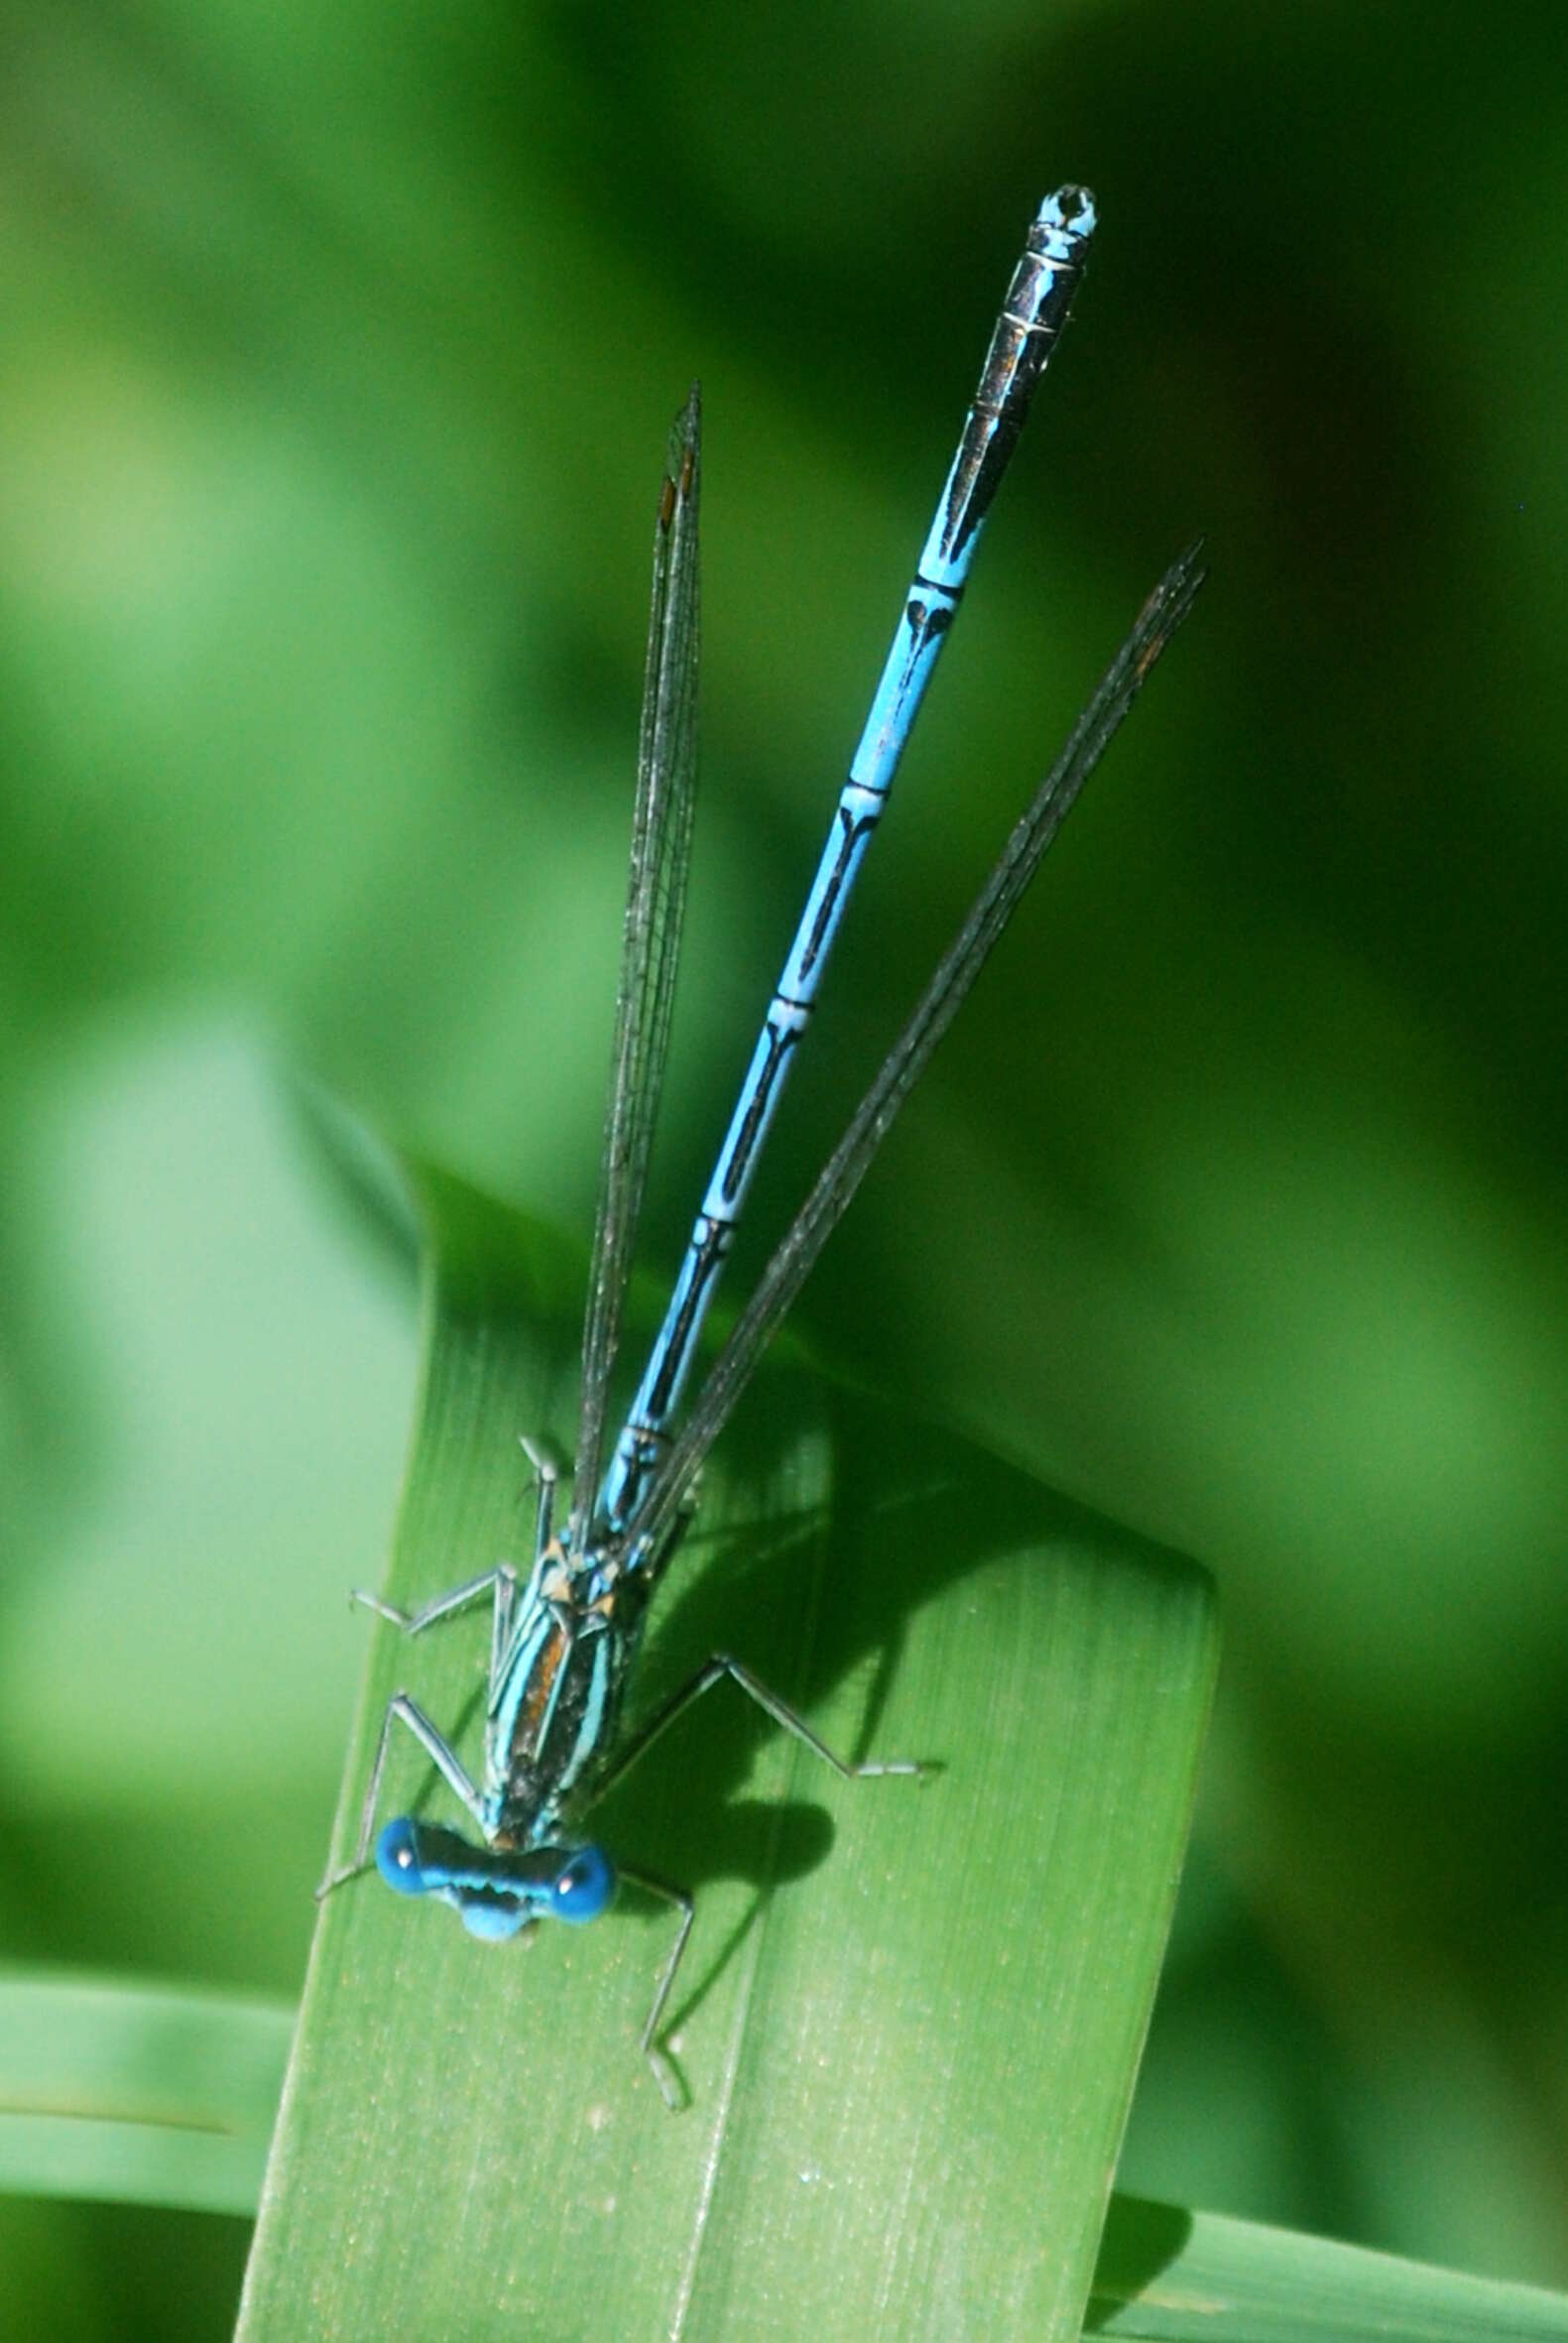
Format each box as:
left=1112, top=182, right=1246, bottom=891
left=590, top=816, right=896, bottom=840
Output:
left=349, top=1563, right=518, bottom=1639
left=315, top=1691, right=486, bottom=1900
left=350, top=1425, right=557, bottom=1649
left=518, top=1433, right=559, bottom=1555
left=352, top=1562, right=526, bottom=1704
left=601, top=1663, right=921, bottom=2105
left=591, top=1652, right=927, bottom=1805
left=618, top=1862, right=695, bottom=2111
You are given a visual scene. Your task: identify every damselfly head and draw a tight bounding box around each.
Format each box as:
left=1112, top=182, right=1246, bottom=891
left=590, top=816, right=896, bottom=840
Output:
left=372, top=1816, right=616, bottom=1939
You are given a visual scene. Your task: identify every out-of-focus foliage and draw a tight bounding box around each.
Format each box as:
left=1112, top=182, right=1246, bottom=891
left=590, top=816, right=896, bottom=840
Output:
left=1, top=1, right=1565, bottom=2334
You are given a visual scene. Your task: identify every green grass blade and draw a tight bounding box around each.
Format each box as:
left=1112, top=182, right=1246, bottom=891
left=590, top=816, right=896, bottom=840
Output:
left=1090, top=2196, right=1568, bottom=2343
left=238, top=1163, right=1218, bottom=2341
left=0, top=1975, right=291, bottom=2217
left=9, top=1970, right=1567, bottom=2343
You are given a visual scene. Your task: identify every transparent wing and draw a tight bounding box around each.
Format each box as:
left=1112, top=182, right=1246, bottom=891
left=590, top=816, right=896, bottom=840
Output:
left=573, top=389, right=702, bottom=1537
left=627, top=539, right=1205, bottom=1561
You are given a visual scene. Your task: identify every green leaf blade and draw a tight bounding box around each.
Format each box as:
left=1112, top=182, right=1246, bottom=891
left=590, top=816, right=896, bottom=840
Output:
left=0, top=1976, right=291, bottom=2217
left=238, top=1167, right=1218, bottom=2339
left=1091, top=2198, right=1568, bottom=2343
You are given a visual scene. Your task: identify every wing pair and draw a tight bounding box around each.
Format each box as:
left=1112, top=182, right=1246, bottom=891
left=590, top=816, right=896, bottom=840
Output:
left=571, top=387, right=1202, bottom=1555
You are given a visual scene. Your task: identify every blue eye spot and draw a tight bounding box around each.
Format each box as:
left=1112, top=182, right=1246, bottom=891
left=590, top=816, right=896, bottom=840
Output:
left=375, top=1817, right=426, bottom=1896
left=552, top=1845, right=614, bottom=1923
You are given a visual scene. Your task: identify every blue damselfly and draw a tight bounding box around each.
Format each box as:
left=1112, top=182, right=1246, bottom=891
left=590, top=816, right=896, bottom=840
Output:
left=319, top=188, right=1203, bottom=2103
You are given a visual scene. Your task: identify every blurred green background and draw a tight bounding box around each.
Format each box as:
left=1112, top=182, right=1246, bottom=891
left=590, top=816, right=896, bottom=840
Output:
left=3, top=1, right=1566, bottom=2333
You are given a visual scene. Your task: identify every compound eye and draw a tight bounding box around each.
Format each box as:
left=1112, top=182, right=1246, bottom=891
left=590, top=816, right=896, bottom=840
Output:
left=552, top=1845, right=614, bottom=1923
left=375, top=1817, right=426, bottom=1896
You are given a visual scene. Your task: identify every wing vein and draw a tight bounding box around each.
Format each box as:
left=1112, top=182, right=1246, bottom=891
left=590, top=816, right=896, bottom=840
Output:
left=574, top=390, right=702, bottom=1535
